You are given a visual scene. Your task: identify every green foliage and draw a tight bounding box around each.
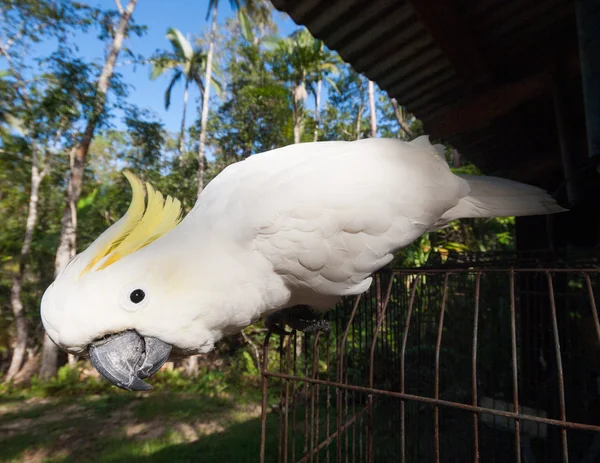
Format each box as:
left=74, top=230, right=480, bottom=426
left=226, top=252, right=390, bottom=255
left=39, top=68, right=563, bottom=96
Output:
left=209, top=78, right=293, bottom=159
left=123, top=107, right=167, bottom=170
left=150, top=27, right=215, bottom=108
left=321, top=65, right=369, bottom=140
left=151, top=367, right=229, bottom=396
left=0, top=360, right=239, bottom=399
left=0, top=363, right=113, bottom=397
left=241, top=351, right=259, bottom=376
left=31, top=363, right=109, bottom=396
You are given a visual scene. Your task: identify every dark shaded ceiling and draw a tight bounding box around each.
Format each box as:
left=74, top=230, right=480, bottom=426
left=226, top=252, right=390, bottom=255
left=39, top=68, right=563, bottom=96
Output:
left=271, top=0, right=587, bottom=194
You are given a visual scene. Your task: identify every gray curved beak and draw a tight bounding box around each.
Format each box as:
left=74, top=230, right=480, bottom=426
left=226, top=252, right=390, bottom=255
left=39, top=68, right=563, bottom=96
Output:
left=89, top=330, right=172, bottom=391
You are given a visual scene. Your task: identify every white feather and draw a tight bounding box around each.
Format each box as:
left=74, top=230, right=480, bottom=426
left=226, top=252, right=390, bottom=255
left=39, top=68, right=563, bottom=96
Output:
left=177, top=136, right=564, bottom=329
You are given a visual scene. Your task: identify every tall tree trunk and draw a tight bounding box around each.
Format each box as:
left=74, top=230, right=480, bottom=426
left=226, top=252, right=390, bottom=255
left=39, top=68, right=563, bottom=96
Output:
left=293, top=100, right=301, bottom=144
left=5, top=146, right=46, bottom=382
left=12, top=348, right=39, bottom=386
left=355, top=102, right=364, bottom=140
left=452, top=149, right=461, bottom=168
left=197, top=2, right=217, bottom=197
left=184, top=355, right=199, bottom=377
left=179, top=79, right=189, bottom=155
left=293, top=79, right=307, bottom=144
left=38, top=0, right=139, bottom=380
left=313, top=79, right=322, bottom=142
left=368, top=80, right=377, bottom=138
left=197, top=146, right=205, bottom=194
left=390, top=97, right=413, bottom=139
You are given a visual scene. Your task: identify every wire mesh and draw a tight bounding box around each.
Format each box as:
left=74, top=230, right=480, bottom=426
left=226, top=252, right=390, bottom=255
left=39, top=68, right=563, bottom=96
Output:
left=260, top=266, right=600, bottom=463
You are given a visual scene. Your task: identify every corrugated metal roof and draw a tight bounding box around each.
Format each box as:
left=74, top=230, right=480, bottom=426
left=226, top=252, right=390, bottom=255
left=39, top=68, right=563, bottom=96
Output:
left=271, top=0, right=581, bottom=189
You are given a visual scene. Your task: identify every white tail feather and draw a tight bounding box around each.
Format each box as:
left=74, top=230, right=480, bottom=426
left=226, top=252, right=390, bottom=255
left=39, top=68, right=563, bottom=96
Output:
left=440, top=174, right=567, bottom=223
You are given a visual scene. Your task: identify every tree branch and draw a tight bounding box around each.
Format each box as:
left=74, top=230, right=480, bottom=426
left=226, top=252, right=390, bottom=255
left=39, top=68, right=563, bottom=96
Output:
left=3, top=22, right=45, bottom=52
left=241, top=329, right=262, bottom=371
left=390, top=97, right=414, bottom=139
left=114, top=0, right=124, bottom=15
left=0, top=42, right=32, bottom=110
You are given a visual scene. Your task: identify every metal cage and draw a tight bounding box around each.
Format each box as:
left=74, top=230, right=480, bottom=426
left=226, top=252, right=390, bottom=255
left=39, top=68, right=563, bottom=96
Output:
left=259, top=264, right=600, bottom=463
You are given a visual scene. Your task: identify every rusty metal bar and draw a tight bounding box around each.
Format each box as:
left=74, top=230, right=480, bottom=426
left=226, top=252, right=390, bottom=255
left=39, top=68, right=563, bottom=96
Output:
left=337, top=295, right=363, bottom=463
left=279, top=337, right=285, bottom=463
left=291, top=334, right=298, bottom=463
left=303, top=336, right=309, bottom=459
left=296, top=401, right=373, bottom=463
left=310, top=333, right=321, bottom=463
left=351, top=304, right=358, bottom=463
left=393, top=268, right=600, bottom=274
left=264, top=371, right=600, bottom=433
left=366, top=276, right=379, bottom=463
left=364, top=275, right=394, bottom=463
left=583, top=273, right=600, bottom=349
left=369, top=276, right=395, bottom=385
left=545, top=272, right=569, bottom=463
left=344, top=353, right=349, bottom=463
left=355, top=293, right=362, bottom=463
left=401, top=276, right=420, bottom=463
left=352, top=387, right=356, bottom=463
left=472, top=272, right=481, bottom=463
left=284, top=337, right=292, bottom=463
left=260, top=332, right=272, bottom=463
left=434, top=273, right=450, bottom=463
left=326, top=330, right=331, bottom=463
left=509, top=270, right=522, bottom=463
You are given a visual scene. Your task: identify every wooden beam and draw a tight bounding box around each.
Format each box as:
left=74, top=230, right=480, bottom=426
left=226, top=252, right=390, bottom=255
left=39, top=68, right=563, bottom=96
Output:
left=406, top=0, right=493, bottom=86
left=425, top=71, right=552, bottom=138
left=576, top=0, right=600, bottom=157
left=425, top=53, right=580, bottom=139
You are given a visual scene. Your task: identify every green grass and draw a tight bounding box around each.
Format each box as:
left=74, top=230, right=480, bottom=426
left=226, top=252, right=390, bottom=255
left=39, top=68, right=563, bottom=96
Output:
left=0, top=389, right=282, bottom=463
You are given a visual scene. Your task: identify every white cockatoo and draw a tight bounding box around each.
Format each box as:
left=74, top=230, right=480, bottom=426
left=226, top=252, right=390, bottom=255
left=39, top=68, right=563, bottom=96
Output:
left=40, top=136, right=565, bottom=390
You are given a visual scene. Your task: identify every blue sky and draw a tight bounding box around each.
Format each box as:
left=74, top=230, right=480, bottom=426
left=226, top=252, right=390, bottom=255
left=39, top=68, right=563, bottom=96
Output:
left=16, top=0, right=300, bottom=135
left=112, top=0, right=299, bottom=133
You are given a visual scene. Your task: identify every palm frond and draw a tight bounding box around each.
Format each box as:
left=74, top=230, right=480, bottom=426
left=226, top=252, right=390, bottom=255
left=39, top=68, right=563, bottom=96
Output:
left=166, top=28, right=194, bottom=62
left=150, top=55, right=180, bottom=80
left=164, top=70, right=183, bottom=110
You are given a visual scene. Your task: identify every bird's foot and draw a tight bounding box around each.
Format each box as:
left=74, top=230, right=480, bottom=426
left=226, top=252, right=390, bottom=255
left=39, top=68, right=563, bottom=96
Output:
left=265, top=305, right=331, bottom=336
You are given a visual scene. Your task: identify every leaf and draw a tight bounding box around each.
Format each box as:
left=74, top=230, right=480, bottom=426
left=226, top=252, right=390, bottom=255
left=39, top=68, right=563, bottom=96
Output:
left=325, top=76, right=340, bottom=94
left=261, top=35, right=283, bottom=50
left=164, top=70, right=182, bottom=109
left=166, top=28, right=193, bottom=62
left=443, top=242, right=470, bottom=252
left=210, top=75, right=224, bottom=99
left=238, top=10, right=254, bottom=43
left=149, top=55, right=179, bottom=80
left=77, top=189, right=98, bottom=211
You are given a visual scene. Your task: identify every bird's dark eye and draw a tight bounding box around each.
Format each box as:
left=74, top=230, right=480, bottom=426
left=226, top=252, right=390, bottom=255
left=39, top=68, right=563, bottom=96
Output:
left=130, top=289, right=145, bottom=304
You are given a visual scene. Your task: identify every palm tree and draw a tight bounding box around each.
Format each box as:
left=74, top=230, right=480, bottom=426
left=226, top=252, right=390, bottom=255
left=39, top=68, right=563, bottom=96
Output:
left=271, top=28, right=338, bottom=144
left=308, top=40, right=340, bottom=141
left=199, top=0, right=272, bottom=194
left=150, top=28, right=210, bottom=155
left=368, top=80, right=377, bottom=138
left=389, top=97, right=414, bottom=139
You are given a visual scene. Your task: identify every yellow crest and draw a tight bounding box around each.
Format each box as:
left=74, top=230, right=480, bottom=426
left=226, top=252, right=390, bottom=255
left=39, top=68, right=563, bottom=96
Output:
left=80, top=171, right=182, bottom=276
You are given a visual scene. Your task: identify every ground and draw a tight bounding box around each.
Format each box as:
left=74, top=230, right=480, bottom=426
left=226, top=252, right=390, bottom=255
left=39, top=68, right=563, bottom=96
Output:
left=0, top=390, right=281, bottom=463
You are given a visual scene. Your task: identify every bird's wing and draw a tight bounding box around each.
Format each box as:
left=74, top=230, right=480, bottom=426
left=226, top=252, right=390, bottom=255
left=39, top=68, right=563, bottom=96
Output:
left=191, top=137, right=467, bottom=305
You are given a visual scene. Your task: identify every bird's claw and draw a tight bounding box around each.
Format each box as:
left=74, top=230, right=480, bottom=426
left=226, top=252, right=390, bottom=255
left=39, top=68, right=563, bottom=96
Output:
left=303, top=319, right=331, bottom=335
left=264, top=319, right=292, bottom=336
left=265, top=306, right=330, bottom=336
